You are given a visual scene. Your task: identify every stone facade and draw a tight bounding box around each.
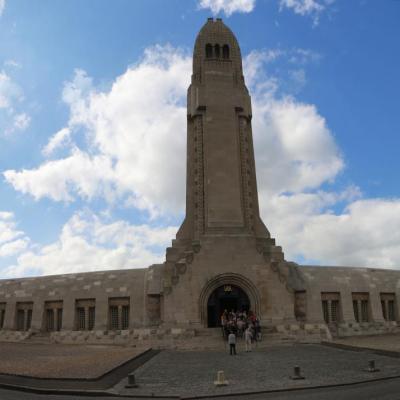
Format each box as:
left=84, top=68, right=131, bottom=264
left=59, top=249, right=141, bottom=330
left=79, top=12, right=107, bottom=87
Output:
left=0, top=19, right=399, bottom=346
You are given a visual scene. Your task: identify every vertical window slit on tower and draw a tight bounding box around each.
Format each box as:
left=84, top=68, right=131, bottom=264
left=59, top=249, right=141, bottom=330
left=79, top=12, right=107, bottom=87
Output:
left=223, top=45, right=229, bottom=59
left=205, top=43, right=213, bottom=58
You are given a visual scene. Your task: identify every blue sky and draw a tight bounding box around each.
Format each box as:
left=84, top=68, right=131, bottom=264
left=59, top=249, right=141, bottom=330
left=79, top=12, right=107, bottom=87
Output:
left=0, top=0, right=400, bottom=278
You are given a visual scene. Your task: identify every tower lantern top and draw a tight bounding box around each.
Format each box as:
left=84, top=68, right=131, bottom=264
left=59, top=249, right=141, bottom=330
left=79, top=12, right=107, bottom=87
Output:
left=192, top=18, right=244, bottom=80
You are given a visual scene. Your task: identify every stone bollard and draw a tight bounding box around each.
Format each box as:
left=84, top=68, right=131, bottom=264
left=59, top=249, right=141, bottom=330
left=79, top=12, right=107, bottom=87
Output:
left=125, top=372, right=138, bottom=388
left=214, top=370, right=229, bottom=386
left=366, top=360, right=380, bottom=373
left=290, top=365, right=305, bottom=380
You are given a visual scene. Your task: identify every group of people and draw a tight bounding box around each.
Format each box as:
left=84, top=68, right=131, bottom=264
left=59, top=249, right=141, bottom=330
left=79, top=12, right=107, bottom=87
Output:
left=220, top=309, right=261, bottom=355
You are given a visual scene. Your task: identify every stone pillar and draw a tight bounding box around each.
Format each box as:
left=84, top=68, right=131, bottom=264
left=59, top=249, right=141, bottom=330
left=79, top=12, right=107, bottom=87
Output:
left=62, top=297, right=75, bottom=330
left=305, top=288, right=323, bottom=323
left=131, top=282, right=145, bottom=327
left=94, top=296, right=108, bottom=330
left=3, top=300, right=16, bottom=330
left=370, top=290, right=384, bottom=322
left=396, top=290, right=400, bottom=321
left=30, top=301, right=44, bottom=332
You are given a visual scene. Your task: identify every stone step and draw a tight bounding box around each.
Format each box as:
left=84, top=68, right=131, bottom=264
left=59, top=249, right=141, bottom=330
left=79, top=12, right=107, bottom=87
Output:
left=23, top=332, right=52, bottom=344
left=195, top=328, right=223, bottom=337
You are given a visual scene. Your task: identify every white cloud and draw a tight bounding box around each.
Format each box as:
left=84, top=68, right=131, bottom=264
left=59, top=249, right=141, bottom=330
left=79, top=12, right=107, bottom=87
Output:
left=198, top=0, right=255, bottom=16
left=279, top=0, right=334, bottom=25
left=5, top=45, right=191, bottom=216
left=42, top=127, right=71, bottom=156
left=0, top=70, right=22, bottom=109
left=2, top=211, right=178, bottom=278
left=245, top=50, right=344, bottom=197
left=0, top=69, right=30, bottom=135
left=0, top=239, right=28, bottom=257
left=0, top=211, right=29, bottom=259
left=0, top=0, right=5, bottom=17
left=4, top=148, right=116, bottom=202
left=12, top=112, right=30, bottom=131
left=4, top=60, right=21, bottom=69
left=264, top=195, right=400, bottom=268
left=0, top=211, right=23, bottom=244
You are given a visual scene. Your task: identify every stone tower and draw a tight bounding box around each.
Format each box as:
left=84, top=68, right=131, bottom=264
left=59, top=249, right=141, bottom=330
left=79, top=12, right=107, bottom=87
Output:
left=162, top=19, right=299, bottom=328
left=177, top=17, right=269, bottom=240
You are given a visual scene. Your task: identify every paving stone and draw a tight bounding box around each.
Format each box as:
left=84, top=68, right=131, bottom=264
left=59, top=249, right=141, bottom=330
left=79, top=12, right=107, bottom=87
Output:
left=117, top=344, right=400, bottom=397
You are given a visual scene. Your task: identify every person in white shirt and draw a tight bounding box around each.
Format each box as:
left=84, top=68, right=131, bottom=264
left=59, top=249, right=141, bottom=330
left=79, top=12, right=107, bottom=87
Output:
left=244, top=327, right=253, bottom=352
left=228, top=331, right=237, bottom=355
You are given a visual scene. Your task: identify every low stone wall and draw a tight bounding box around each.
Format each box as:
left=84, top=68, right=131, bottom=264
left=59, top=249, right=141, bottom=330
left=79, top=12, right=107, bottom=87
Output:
left=0, top=330, right=31, bottom=342
left=50, top=327, right=197, bottom=346
left=0, top=323, right=331, bottom=348
left=337, top=321, right=400, bottom=337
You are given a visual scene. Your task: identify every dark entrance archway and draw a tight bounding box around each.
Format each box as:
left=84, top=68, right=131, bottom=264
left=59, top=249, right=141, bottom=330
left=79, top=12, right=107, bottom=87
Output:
left=207, top=284, right=250, bottom=327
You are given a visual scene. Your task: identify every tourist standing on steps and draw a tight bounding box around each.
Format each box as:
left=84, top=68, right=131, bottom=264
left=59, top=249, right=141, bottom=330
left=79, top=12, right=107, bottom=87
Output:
left=228, top=331, right=237, bottom=355
left=244, top=327, right=253, bottom=352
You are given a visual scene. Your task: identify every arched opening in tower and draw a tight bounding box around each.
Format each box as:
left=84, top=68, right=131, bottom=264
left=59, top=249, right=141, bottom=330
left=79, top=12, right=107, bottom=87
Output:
left=207, top=284, right=250, bottom=327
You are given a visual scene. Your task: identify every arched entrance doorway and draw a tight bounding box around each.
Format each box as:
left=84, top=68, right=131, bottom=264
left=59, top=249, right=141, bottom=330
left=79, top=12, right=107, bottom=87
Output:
left=207, top=284, right=250, bottom=327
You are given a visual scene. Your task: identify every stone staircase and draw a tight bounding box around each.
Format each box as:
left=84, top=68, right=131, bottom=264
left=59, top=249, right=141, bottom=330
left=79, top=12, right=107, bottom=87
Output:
left=23, top=331, right=52, bottom=344
left=5, top=323, right=330, bottom=348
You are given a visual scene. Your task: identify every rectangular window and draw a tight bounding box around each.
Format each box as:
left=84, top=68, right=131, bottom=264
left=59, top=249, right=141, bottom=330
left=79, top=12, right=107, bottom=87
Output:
left=110, top=306, right=119, bottom=329
left=108, top=297, right=130, bottom=330
left=361, top=300, right=369, bottom=322
left=353, top=300, right=359, bottom=322
left=16, top=302, right=33, bottom=331
left=322, top=300, right=329, bottom=323
left=388, top=300, right=395, bottom=321
left=88, top=307, right=95, bottom=330
left=380, top=293, right=396, bottom=321
left=56, top=308, right=63, bottom=331
left=75, top=299, right=95, bottom=331
left=321, top=292, right=341, bottom=323
left=352, top=293, right=369, bottom=323
left=0, top=303, right=5, bottom=329
left=331, top=300, right=339, bottom=322
left=122, top=305, right=129, bottom=329
left=26, top=309, right=32, bottom=330
left=44, top=300, right=63, bottom=332
left=17, top=309, right=25, bottom=331
left=77, top=307, right=86, bottom=330
left=46, top=309, right=54, bottom=331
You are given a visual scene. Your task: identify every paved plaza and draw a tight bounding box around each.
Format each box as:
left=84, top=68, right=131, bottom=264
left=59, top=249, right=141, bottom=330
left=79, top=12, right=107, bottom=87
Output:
left=2, top=340, right=400, bottom=398
left=115, top=343, right=400, bottom=397
left=333, top=333, right=400, bottom=353
left=0, top=343, right=143, bottom=379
